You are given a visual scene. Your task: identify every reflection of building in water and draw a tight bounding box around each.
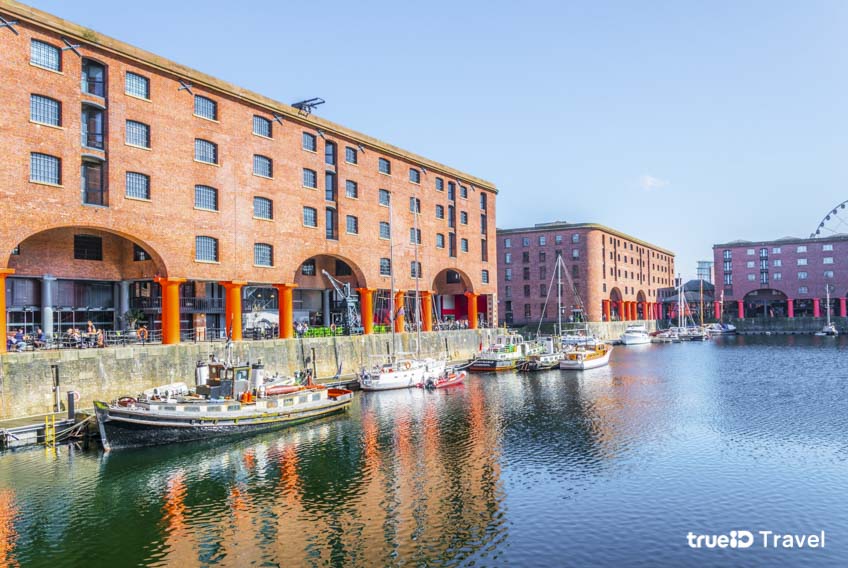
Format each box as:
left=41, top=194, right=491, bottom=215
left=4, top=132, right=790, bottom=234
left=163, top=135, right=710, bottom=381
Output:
left=0, top=489, right=19, bottom=568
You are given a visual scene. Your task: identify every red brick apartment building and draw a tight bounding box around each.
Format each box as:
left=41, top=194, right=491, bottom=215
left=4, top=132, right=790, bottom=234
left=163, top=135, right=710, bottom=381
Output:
left=0, top=1, right=497, bottom=347
left=496, top=222, right=675, bottom=325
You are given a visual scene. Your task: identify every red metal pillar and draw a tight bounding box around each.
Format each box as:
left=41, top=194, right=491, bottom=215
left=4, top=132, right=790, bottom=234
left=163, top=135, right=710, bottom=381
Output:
left=465, top=292, right=479, bottom=330
left=220, top=281, right=247, bottom=341
left=273, top=283, right=298, bottom=339
left=617, top=300, right=625, bottom=321
left=356, top=288, right=376, bottom=335
left=813, top=298, right=821, bottom=318
left=787, top=298, right=794, bottom=319
left=713, top=301, right=721, bottom=320
left=602, top=299, right=611, bottom=322
left=154, top=276, right=186, bottom=344
left=840, top=297, right=847, bottom=318
left=0, top=268, right=15, bottom=350
left=737, top=300, right=744, bottom=319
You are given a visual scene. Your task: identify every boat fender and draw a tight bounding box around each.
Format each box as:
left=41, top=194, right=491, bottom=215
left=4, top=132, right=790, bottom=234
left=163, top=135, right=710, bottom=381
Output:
left=70, top=390, right=81, bottom=402
left=404, top=362, right=411, bottom=370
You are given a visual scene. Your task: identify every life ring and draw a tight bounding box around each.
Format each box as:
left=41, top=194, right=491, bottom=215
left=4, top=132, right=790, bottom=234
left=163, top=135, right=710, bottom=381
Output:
left=70, top=391, right=81, bottom=402
left=117, top=396, right=137, bottom=407
left=404, top=362, right=411, bottom=370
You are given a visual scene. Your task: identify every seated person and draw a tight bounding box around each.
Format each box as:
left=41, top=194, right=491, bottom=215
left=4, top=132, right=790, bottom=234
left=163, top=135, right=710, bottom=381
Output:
left=33, top=328, right=47, bottom=349
left=12, top=329, right=26, bottom=352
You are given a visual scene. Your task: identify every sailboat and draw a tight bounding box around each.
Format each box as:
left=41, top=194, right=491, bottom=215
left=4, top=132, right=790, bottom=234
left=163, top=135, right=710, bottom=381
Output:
left=815, top=285, right=838, bottom=337
left=558, top=255, right=613, bottom=370
left=671, top=276, right=708, bottom=341
left=706, top=290, right=736, bottom=335
left=359, top=198, right=444, bottom=391
left=521, top=255, right=571, bottom=371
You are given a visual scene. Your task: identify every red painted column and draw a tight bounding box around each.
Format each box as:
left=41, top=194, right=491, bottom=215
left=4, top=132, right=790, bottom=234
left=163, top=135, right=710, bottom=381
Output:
left=273, top=283, right=298, bottom=339
left=641, top=302, right=648, bottom=320
left=0, top=268, right=15, bottom=350
left=713, top=301, right=721, bottom=320
left=655, top=303, right=661, bottom=320
left=617, top=300, right=625, bottom=321
left=787, top=298, right=794, bottom=319
left=840, top=298, right=847, bottom=318
left=220, top=281, right=247, bottom=341
left=630, top=302, right=637, bottom=321
left=421, top=291, right=434, bottom=332
left=602, top=299, right=611, bottom=322
left=356, top=288, right=376, bottom=334
left=737, top=300, right=744, bottom=319
left=465, top=292, right=479, bottom=330
left=394, top=290, right=405, bottom=333
left=813, top=298, right=821, bottom=318
left=154, top=276, right=186, bottom=344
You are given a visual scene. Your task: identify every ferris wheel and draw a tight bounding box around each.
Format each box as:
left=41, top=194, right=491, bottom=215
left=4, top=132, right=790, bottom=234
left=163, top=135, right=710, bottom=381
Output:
left=810, top=200, right=848, bottom=238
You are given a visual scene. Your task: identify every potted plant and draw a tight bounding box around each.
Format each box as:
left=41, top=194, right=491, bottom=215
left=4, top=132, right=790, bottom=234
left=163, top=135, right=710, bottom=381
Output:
left=122, top=309, right=146, bottom=338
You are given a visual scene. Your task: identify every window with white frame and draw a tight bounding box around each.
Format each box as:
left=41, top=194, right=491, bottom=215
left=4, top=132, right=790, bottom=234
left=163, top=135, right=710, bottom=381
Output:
left=823, top=257, right=834, bottom=264
left=345, top=180, right=358, bottom=198
left=30, top=95, right=61, bottom=126
left=195, top=236, right=219, bottom=262
left=194, top=185, right=218, bottom=210
left=253, top=116, right=272, bottom=138
left=436, top=233, right=445, bottom=248
left=302, top=132, right=317, bottom=151
left=346, top=215, right=359, bottom=234
left=31, top=40, right=60, bottom=71
left=126, top=172, right=150, bottom=200
left=253, top=196, right=273, bottom=219
left=194, top=95, right=217, bottom=120
left=254, top=243, right=273, bottom=266
left=253, top=155, right=273, bottom=178
left=194, top=139, right=218, bottom=164
left=303, top=206, right=317, bottom=227
left=797, top=271, right=808, bottom=279
left=797, top=258, right=807, bottom=266
left=126, top=120, right=150, bottom=148
left=303, top=168, right=317, bottom=188
left=30, top=153, right=60, bottom=185
left=125, top=72, right=150, bottom=99
left=379, top=221, right=391, bottom=239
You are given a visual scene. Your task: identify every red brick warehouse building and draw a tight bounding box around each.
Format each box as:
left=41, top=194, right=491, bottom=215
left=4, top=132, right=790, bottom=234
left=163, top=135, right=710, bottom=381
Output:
left=0, top=1, right=498, bottom=347
left=496, top=222, right=675, bottom=325
left=713, top=235, right=848, bottom=320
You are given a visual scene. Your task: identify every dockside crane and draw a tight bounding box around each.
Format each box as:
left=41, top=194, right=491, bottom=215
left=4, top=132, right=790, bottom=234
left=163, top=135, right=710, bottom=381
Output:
left=321, top=270, right=360, bottom=334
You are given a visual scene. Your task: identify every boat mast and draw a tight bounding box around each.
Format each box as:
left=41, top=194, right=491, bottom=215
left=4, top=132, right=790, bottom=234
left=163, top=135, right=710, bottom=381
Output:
left=414, top=198, right=421, bottom=356
left=678, top=274, right=683, bottom=329
left=557, top=253, right=563, bottom=336
left=699, top=278, right=704, bottom=326
left=826, top=285, right=832, bottom=326
left=389, top=198, right=396, bottom=357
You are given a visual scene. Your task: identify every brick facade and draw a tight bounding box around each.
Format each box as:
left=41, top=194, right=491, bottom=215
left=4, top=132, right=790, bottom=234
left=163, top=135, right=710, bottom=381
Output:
left=0, top=1, right=497, bottom=341
left=497, top=223, right=674, bottom=324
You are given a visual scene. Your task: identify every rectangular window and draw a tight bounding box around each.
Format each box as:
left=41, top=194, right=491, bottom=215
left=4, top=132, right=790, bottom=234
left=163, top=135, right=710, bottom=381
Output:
left=253, top=196, right=273, bottom=219
left=539, top=236, right=546, bottom=246
left=345, top=146, right=358, bottom=164
left=773, top=272, right=782, bottom=280
left=448, top=206, right=456, bottom=228
left=523, top=267, right=530, bottom=280
left=125, top=172, right=150, bottom=200
left=410, top=228, right=422, bottom=244
left=194, top=139, right=218, bottom=164
left=504, top=238, right=511, bottom=248
left=822, top=244, right=833, bottom=252
left=746, top=261, right=755, bottom=269
left=461, top=238, right=469, bottom=252
left=325, top=172, right=336, bottom=201
left=480, top=192, right=487, bottom=210
left=30, top=153, right=60, bottom=185
left=573, top=234, right=581, bottom=244
left=824, top=270, right=834, bottom=278
left=759, top=248, right=768, bottom=258
left=409, top=168, right=420, bottom=183
left=771, top=247, right=781, bottom=254
left=303, top=168, right=317, bottom=188
left=301, top=259, right=316, bottom=275
left=379, top=221, right=391, bottom=239
left=379, top=189, right=391, bottom=206
left=378, top=158, right=391, bottom=174
left=797, top=271, right=808, bottom=279
left=460, top=185, right=468, bottom=199
left=823, top=257, right=834, bottom=264
left=747, top=248, right=755, bottom=256
left=524, top=304, right=531, bottom=318
left=760, top=272, right=768, bottom=285
left=797, top=245, right=807, bottom=253
left=505, top=268, right=512, bottom=281
left=345, top=180, right=358, bottom=198
left=30, top=94, right=61, bottom=126
left=482, top=270, right=489, bottom=284
left=254, top=243, right=273, bottom=266
left=126, top=120, right=150, bottom=148
left=253, top=155, right=273, bottom=177
left=194, top=185, right=218, bottom=211
left=253, top=115, right=272, bottom=138
left=797, top=258, right=807, bottom=266
left=724, top=273, right=732, bottom=285
left=436, top=205, right=445, bottom=219
left=447, top=182, right=456, bottom=200
left=747, top=274, right=755, bottom=281
left=436, top=233, right=445, bottom=248
left=346, top=215, right=359, bottom=234
left=539, top=251, right=546, bottom=263
left=723, top=250, right=732, bottom=260
left=303, top=132, right=317, bottom=151
left=194, top=95, right=217, bottom=120
left=410, top=197, right=421, bottom=213
left=481, top=214, right=488, bottom=235
left=411, top=261, right=422, bottom=278
left=773, top=259, right=782, bottom=267
left=82, top=159, right=106, bottom=205
left=325, top=141, right=336, bottom=166
left=572, top=249, right=579, bottom=259
left=73, top=234, right=102, bottom=260
left=540, top=284, right=546, bottom=297
left=449, top=233, right=457, bottom=258
left=31, top=40, right=60, bottom=71
left=380, top=258, right=391, bottom=276
left=460, top=211, right=468, bottom=225
left=505, top=288, right=511, bottom=299
left=125, top=72, right=150, bottom=99
left=436, top=177, right=444, bottom=191
left=798, top=286, right=808, bottom=294
left=303, top=206, right=317, bottom=227
left=505, top=252, right=512, bottom=264
left=194, top=237, right=218, bottom=262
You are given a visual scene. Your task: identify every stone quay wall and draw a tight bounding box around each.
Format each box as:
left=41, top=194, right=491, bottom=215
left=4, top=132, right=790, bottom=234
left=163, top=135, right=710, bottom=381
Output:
left=729, top=317, right=847, bottom=334
left=0, top=329, right=496, bottom=420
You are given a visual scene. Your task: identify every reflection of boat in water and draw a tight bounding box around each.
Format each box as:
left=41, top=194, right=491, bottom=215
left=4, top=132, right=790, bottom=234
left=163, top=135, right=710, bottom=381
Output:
left=559, top=343, right=613, bottom=370
left=94, top=358, right=352, bottom=451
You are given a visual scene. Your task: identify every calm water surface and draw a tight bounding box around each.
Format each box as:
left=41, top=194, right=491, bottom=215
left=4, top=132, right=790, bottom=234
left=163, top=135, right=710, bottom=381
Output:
left=2, top=335, right=848, bottom=567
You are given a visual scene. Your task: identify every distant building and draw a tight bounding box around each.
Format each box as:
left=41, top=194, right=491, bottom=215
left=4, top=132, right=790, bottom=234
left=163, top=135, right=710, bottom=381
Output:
left=496, top=222, right=675, bottom=324
left=712, top=236, right=847, bottom=319
left=657, top=279, right=715, bottom=324
left=696, top=261, right=714, bottom=284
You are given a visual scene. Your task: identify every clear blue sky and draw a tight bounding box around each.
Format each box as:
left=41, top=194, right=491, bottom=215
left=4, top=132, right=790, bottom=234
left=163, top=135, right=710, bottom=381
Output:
left=25, top=0, right=848, bottom=278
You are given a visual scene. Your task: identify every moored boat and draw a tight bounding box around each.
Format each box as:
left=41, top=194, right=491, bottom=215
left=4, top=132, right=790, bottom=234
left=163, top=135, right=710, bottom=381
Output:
left=559, top=343, right=613, bottom=370
left=620, top=324, right=650, bottom=345
left=419, top=367, right=466, bottom=389
left=359, top=357, right=445, bottom=391
left=470, top=332, right=542, bottom=372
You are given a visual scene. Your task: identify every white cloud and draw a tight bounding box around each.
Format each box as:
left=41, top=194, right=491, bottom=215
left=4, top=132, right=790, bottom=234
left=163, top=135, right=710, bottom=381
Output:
left=639, top=175, right=670, bottom=191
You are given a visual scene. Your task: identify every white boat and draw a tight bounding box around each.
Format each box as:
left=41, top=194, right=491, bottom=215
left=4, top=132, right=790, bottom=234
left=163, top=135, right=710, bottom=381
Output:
left=815, top=286, right=839, bottom=336
left=359, top=357, right=446, bottom=391
left=470, top=332, right=542, bottom=372
left=559, top=343, right=613, bottom=370
left=706, top=322, right=736, bottom=335
left=520, top=336, right=567, bottom=371
left=620, top=324, right=650, bottom=345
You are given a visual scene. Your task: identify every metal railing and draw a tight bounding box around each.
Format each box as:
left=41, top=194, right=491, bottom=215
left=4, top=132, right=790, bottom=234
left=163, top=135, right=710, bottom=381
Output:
left=129, top=297, right=225, bottom=312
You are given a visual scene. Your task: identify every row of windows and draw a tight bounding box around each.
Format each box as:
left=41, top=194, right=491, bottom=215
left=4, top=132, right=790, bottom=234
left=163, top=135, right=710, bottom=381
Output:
left=503, top=250, right=579, bottom=264
left=743, top=257, right=835, bottom=268
left=741, top=270, right=836, bottom=282
left=195, top=237, right=272, bottom=267
left=503, top=234, right=581, bottom=248
left=728, top=243, right=838, bottom=260
left=30, top=40, right=490, bottom=210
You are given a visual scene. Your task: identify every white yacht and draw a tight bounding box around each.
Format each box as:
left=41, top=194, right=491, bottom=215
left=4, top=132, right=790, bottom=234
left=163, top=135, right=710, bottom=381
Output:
left=620, top=324, right=650, bottom=345
left=359, top=357, right=446, bottom=391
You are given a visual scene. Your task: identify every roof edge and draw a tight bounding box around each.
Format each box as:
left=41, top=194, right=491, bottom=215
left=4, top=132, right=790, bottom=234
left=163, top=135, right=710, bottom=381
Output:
left=496, top=222, right=675, bottom=256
